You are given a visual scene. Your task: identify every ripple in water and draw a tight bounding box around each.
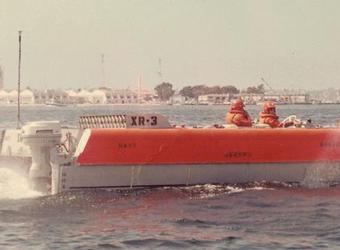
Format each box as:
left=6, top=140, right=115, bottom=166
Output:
left=2, top=105, right=340, bottom=249
left=0, top=168, right=42, bottom=200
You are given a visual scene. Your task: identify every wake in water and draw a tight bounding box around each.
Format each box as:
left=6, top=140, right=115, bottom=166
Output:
left=0, top=168, right=42, bottom=199
left=167, top=181, right=292, bottom=199
left=302, top=163, right=340, bottom=188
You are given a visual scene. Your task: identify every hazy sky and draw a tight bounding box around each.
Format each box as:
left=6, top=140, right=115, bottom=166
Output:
left=1, top=0, right=340, bottom=90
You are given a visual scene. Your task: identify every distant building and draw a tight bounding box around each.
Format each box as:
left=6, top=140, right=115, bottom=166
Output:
left=89, top=89, right=107, bottom=104
left=171, top=93, right=185, bottom=105
left=239, top=94, right=264, bottom=105
left=77, top=89, right=92, bottom=104
left=111, top=89, right=138, bottom=104
left=63, top=89, right=108, bottom=104
left=308, top=88, right=340, bottom=104
left=262, top=94, right=310, bottom=104
left=0, top=88, right=34, bottom=104
left=65, top=89, right=79, bottom=103
left=34, top=89, right=70, bottom=104
left=240, top=93, right=310, bottom=104
left=198, top=94, right=230, bottom=105
left=288, top=94, right=310, bottom=104
left=21, top=89, right=35, bottom=104
left=7, top=90, right=17, bottom=103
left=0, top=90, right=8, bottom=103
left=133, top=88, right=155, bottom=103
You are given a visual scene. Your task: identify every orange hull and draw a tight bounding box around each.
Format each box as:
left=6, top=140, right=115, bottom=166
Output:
left=76, top=128, right=340, bottom=166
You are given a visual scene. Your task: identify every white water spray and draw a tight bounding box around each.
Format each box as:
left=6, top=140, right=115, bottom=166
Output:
left=0, top=168, right=42, bottom=199
left=302, top=163, right=340, bottom=188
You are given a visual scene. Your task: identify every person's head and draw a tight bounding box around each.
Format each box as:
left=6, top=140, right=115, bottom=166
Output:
left=230, top=98, right=245, bottom=111
left=263, top=101, right=276, bottom=115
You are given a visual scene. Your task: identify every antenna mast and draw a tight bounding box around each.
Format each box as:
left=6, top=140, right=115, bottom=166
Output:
left=17, top=31, right=22, bottom=129
left=0, top=65, right=3, bottom=90
left=138, top=74, right=142, bottom=104
left=101, top=54, right=106, bottom=86
left=158, top=58, right=163, bottom=83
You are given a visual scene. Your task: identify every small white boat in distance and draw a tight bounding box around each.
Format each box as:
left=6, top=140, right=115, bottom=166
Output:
left=45, top=100, right=67, bottom=107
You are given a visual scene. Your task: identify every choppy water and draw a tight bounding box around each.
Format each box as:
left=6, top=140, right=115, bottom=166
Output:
left=1, top=104, right=340, bottom=249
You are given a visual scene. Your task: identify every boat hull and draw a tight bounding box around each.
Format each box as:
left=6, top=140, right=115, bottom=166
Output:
left=57, top=162, right=340, bottom=192
left=76, top=128, right=340, bottom=166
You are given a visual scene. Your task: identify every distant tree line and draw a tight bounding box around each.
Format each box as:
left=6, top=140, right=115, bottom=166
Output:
left=243, top=84, right=265, bottom=94
left=154, top=82, right=175, bottom=101
left=179, top=85, right=240, bottom=99
left=154, top=82, right=266, bottom=101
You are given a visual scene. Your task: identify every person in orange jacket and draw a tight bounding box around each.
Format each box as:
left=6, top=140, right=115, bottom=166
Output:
left=259, top=101, right=294, bottom=128
left=226, top=99, right=252, bottom=127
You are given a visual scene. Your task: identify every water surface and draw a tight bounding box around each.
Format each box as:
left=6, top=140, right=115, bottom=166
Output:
left=1, top=104, right=340, bottom=249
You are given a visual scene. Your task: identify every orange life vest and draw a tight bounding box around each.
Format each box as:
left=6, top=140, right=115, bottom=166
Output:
left=226, top=110, right=252, bottom=127
left=259, top=113, right=281, bottom=128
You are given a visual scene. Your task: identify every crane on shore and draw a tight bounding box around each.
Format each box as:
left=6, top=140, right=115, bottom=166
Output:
left=260, top=77, right=274, bottom=93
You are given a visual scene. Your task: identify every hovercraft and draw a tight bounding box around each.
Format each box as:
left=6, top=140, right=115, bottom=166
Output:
left=2, top=114, right=340, bottom=194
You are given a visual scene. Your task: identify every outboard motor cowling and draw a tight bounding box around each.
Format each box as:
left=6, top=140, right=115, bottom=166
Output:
left=21, top=121, right=62, bottom=192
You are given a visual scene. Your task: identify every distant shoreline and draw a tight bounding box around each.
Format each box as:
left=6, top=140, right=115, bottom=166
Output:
left=0, top=102, right=339, bottom=107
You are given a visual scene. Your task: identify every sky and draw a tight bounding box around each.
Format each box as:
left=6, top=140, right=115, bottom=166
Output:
left=0, top=0, right=340, bottom=90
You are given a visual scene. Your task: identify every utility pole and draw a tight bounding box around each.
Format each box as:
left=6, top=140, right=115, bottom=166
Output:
left=158, top=58, right=163, bottom=83
left=0, top=65, right=3, bottom=90
left=101, top=54, right=106, bottom=86
left=17, top=31, right=22, bottom=129
left=138, top=75, right=143, bottom=104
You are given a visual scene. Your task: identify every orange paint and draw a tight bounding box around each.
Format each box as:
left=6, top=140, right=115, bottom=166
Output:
left=76, top=128, right=340, bottom=166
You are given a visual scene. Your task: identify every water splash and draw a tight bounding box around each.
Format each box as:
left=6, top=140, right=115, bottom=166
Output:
left=302, top=163, right=340, bottom=188
left=0, top=168, right=43, bottom=199
left=177, top=184, right=246, bottom=199
left=173, top=182, right=290, bottom=199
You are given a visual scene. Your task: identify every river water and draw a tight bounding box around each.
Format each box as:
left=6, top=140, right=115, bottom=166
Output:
left=1, top=104, right=340, bottom=249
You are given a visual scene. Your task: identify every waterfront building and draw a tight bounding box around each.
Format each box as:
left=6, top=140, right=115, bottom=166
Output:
left=88, top=89, right=107, bottom=104
left=111, top=89, right=138, bottom=104
left=288, top=94, right=310, bottom=104
left=134, top=88, right=155, bottom=103
left=171, top=93, right=186, bottom=105
left=239, top=94, right=264, bottom=105
left=0, top=90, right=8, bottom=103
left=7, top=90, right=18, bottom=103
left=198, top=94, right=230, bottom=105
left=20, top=89, right=35, bottom=104
left=308, top=89, right=340, bottom=104
left=34, top=89, right=70, bottom=104
left=0, top=89, right=34, bottom=104
left=64, top=90, right=78, bottom=104
left=261, top=94, right=310, bottom=104
left=239, top=93, right=310, bottom=105
left=76, top=89, right=92, bottom=104
left=63, top=89, right=102, bottom=104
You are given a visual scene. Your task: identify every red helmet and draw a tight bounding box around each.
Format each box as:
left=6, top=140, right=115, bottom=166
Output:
left=230, top=99, right=245, bottom=111
left=263, top=101, right=276, bottom=114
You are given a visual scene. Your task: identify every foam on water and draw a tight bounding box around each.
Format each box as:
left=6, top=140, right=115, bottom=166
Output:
left=177, top=184, right=252, bottom=199
left=302, top=163, right=340, bottom=188
left=0, top=168, right=42, bottom=199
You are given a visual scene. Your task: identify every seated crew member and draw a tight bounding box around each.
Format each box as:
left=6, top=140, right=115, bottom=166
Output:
left=226, top=99, right=252, bottom=127
left=259, top=101, right=294, bottom=128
